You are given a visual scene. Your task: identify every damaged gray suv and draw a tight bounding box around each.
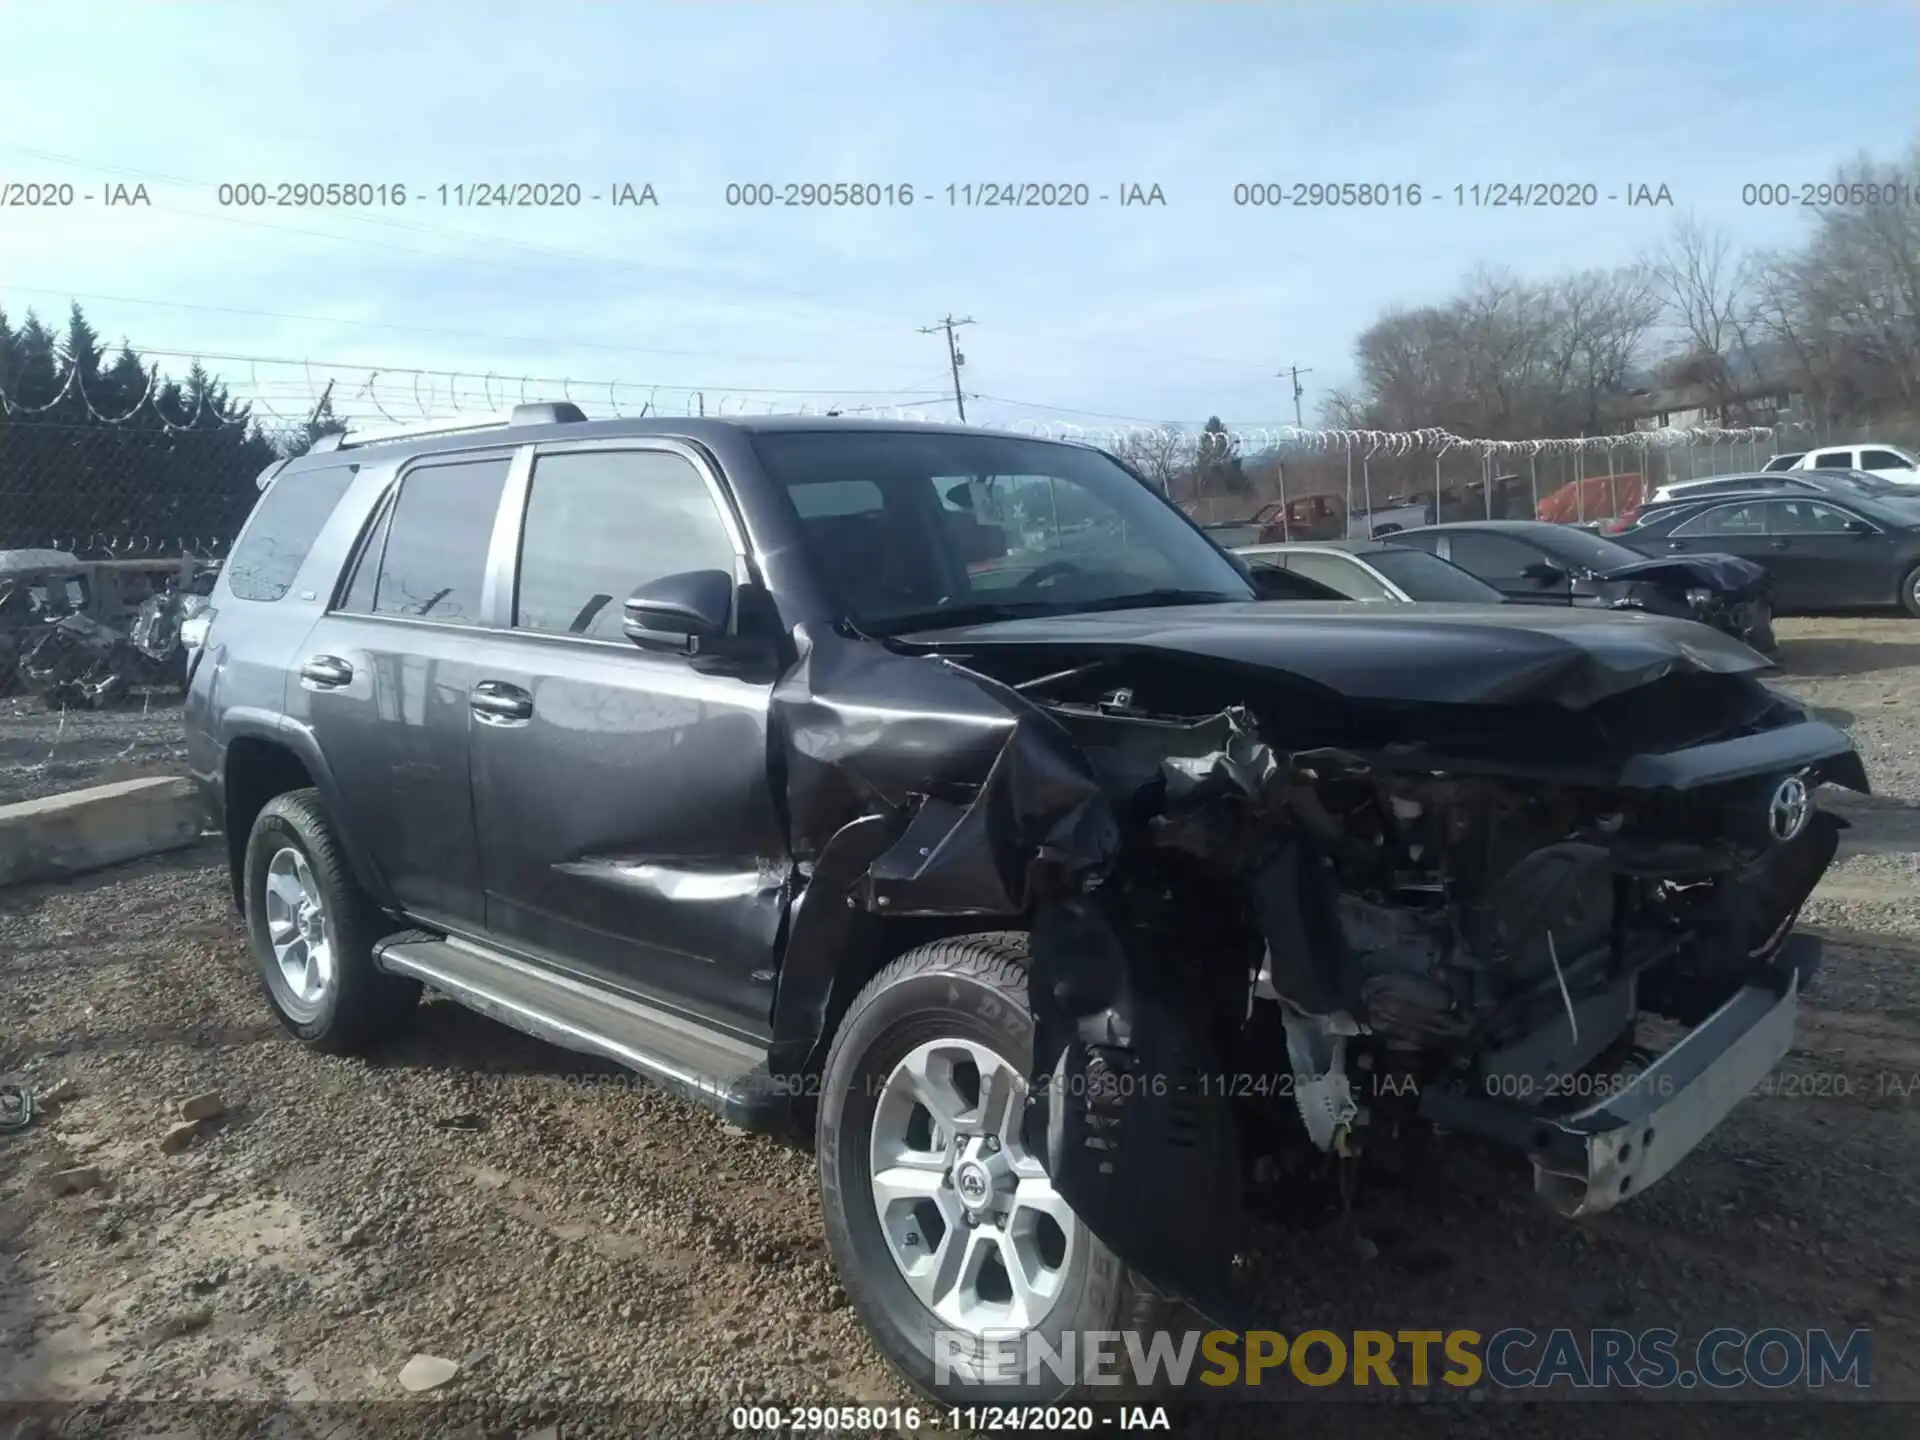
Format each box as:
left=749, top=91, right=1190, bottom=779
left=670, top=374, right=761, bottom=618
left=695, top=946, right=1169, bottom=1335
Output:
left=185, top=408, right=1866, bottom=1404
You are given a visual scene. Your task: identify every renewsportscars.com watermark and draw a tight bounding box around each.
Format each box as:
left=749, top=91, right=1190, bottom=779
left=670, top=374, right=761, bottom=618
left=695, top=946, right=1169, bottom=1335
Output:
left=934, top=1326, right=1874, bottom=1392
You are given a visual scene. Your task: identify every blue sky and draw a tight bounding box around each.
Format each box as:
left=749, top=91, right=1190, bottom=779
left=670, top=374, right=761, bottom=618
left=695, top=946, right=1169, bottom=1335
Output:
left=0, top=1, right=1914, bottom=436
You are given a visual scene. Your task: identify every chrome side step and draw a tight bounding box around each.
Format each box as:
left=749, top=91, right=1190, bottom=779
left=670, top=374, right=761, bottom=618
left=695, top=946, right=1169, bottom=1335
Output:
left=374, top=933, right=777, bottom=1124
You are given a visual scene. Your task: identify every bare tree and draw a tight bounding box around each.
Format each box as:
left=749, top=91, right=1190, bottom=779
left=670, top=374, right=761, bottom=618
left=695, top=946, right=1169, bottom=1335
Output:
left=1110, top=423, right=1194, bottom=494
left=1647, top=216, right=1757, bottom=419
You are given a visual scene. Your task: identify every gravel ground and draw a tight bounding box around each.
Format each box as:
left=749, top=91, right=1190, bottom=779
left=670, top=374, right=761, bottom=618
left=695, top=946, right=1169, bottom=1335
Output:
left=4, top=616, right=1920, bottom=1438
left=0, top=692, right=188, bottom=809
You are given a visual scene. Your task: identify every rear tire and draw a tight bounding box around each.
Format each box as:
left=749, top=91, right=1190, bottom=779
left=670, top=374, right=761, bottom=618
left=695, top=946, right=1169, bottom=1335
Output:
left=817, top=934, right=1163, bottom=1406
left=243, top=788, right=418, bottom=1052
left=1901, top=565, right=1920, bottom=620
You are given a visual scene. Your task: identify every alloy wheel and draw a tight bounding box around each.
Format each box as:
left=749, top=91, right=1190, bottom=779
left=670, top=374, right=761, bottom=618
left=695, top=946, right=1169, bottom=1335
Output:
left=868, top=1038, right=1078, bottom=1335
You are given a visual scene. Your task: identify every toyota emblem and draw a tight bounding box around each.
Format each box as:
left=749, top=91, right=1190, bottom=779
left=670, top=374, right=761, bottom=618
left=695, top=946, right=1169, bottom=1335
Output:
left=1767, top=774, right=1811, bottom=843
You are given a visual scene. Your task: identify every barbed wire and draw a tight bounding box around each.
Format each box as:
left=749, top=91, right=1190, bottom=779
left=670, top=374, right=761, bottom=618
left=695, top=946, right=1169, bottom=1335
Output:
left=1, top=343, right=1811, bottom=465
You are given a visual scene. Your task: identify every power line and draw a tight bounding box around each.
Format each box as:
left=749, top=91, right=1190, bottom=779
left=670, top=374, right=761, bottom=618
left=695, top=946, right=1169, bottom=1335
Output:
left=0, top=286, right=941, bottom=383
left=917, top=314, right=975, bottom=421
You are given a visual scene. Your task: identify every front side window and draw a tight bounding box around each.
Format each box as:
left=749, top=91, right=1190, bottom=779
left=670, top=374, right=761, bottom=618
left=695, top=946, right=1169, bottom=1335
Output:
left=363, top=456, right=512, bottom=624
left=1441, top=532, right=1545, bottom=582
left=1768, top=500, right=1860, bottom=535
left=515, top=448, right=737, bottom=640
left=750, top=429, right=1250, bottom=632
left=1367, top=546, right=1506, bottom=602
left=226, top=462, right=358, bottom=602
left=1861, top=449, right=1915, bottom=471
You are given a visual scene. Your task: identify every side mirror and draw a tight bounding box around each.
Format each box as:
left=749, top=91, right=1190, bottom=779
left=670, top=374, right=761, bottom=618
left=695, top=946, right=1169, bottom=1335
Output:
left=623, top=569, right=733, bottom=653
left=1846, top=518, right=1876, bottom=535
left=1520, top=560, right=1568, bottom=586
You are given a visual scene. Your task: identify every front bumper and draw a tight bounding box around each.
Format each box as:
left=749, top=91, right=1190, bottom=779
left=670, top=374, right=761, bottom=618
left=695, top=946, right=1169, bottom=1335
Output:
left=1423, top=934, right=1814, bottom=1216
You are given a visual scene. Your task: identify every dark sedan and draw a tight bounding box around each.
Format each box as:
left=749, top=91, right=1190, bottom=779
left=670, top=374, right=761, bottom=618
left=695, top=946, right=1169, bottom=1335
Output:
left=1391, top=520, right=1776, bottom=651
left=1235, top=539, right=1509, bottom=604
left=1617, top=490, right=1920, bottom=617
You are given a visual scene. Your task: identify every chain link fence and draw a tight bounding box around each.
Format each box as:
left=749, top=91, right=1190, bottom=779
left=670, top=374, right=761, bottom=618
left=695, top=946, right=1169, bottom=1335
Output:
left=0, top=417, right=283, bottom=560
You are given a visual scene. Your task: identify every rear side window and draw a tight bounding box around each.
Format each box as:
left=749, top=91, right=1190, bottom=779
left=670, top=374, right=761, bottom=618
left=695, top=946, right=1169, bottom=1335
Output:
left=364, top=456, right=511, bottom=624
left=514, top=448, right=736, bottom=640
left=225, top=463, right=357, bottom=601
left=1285, top=551, right=1390, bottom=600
left=1808, top=450, right=1854, bottom=469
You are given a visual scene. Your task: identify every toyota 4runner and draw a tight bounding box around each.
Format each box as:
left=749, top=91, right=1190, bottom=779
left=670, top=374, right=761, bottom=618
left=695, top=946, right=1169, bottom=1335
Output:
left=185, top=405, right=1867, bottom=1404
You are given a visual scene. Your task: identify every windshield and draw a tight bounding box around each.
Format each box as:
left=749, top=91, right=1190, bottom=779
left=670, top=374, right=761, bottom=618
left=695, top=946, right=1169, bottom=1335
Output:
left=1525, top=525, right=1656, bottom=573
left=751, top=429, right=1253, bottom=632
left=1367, top=546, right=1505, bottom=602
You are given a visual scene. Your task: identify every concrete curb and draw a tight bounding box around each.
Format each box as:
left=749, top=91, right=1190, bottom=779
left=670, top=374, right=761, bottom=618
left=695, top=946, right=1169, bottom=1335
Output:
left=0, top=776, right=207, bottom=889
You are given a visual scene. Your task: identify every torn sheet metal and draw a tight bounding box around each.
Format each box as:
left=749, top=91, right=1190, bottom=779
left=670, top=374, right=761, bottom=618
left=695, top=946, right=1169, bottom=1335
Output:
left=17, top=613, right=130, bottom=708
left=773, top=625, right=1120, bottom=915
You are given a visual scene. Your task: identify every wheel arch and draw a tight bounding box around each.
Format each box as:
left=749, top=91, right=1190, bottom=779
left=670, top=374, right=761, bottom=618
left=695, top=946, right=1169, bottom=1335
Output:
left=221, top=717, right=391, bottom=913
left=770, top=812, right=1024, bottom=1084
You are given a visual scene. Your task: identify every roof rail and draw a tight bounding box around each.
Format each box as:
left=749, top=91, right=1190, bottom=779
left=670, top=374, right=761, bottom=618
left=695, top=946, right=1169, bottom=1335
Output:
left=321, top=400, right=589, bottom=452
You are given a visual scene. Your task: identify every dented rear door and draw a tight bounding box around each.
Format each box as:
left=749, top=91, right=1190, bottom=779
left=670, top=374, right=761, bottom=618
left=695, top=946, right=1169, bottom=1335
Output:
left=468, top=439, right=787, bottom=1040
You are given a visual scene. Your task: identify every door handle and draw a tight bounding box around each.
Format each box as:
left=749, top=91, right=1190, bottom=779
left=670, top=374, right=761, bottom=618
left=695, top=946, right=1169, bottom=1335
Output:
left=1666, top=541, right=1687, bottom=551
left=470, top=681, right=533, bottom=722
left=299, top=654, right=354, bottom=687
left=1768, top=539, right=1789, bottom=551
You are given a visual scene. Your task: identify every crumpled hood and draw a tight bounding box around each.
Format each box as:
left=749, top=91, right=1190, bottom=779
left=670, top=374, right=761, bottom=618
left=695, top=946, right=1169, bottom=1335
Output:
left=894, top=600, right=1771, bottom=709
left=1599, top=552, right=1768, bottom=595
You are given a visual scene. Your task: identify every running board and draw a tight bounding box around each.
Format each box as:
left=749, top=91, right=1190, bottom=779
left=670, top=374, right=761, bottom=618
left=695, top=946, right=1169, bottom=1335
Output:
left=374, top=933, right=782, bottom=1129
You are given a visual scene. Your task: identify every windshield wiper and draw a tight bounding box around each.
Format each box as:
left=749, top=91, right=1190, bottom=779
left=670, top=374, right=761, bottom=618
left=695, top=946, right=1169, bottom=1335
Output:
left=1071, top=588, right=1245, bottom=613
left=856, top=589, right=1245, bottom=638
left=852, top=598, right=1081, bottom=637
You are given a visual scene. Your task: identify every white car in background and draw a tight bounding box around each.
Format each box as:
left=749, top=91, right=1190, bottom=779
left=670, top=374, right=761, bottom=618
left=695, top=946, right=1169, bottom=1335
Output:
left=1777, top=443, right=1920, bottom=484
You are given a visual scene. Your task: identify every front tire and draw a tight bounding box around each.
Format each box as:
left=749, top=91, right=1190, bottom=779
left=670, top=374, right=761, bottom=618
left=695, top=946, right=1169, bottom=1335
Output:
left=817, top=934, right=1160, bottom=1406
left=1901, top=564, right=1920, bottom=620
left=242, top=789, right=418, bottom=1052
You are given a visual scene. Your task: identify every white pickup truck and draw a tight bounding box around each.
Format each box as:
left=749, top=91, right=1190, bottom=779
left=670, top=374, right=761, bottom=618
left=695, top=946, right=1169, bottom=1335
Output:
left=1766, top=443, right=1920, bottom=484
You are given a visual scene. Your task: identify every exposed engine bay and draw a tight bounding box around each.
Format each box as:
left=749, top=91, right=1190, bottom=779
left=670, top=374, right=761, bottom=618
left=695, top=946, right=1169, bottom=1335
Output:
left=838, top=624, right=1866, bottom=1304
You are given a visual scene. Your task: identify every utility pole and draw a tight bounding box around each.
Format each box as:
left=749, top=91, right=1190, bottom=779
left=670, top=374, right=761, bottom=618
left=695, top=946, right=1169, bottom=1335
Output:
left=304, top=377, right=335, bottom=432
left=1278, top=365, right=1313, bottom=429
left=920, top=314, right=975, bottom=422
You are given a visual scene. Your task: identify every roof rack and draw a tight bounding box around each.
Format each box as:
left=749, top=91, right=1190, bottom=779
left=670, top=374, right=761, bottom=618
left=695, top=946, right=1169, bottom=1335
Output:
left=310, top=400, right=588, bottom=454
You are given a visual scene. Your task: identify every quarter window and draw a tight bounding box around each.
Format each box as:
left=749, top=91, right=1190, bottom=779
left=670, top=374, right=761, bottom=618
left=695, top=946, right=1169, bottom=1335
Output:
left=515, top=449, right=737, bottom=640
left=226, top=463, right=358, bottom=601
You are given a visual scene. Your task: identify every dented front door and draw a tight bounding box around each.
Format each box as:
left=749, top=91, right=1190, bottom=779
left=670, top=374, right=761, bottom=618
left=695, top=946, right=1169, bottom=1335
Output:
left=467, top=441, right=787, bottom=1040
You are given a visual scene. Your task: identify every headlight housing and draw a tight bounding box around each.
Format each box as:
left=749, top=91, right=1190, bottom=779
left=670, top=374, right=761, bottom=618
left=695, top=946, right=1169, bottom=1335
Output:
left=1685, top=587, right=1715, bottom=609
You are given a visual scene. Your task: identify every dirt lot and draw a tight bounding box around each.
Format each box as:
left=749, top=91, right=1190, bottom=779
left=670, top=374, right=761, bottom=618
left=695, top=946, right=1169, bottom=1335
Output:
left=5, top=617, right=1920, bottom=1437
